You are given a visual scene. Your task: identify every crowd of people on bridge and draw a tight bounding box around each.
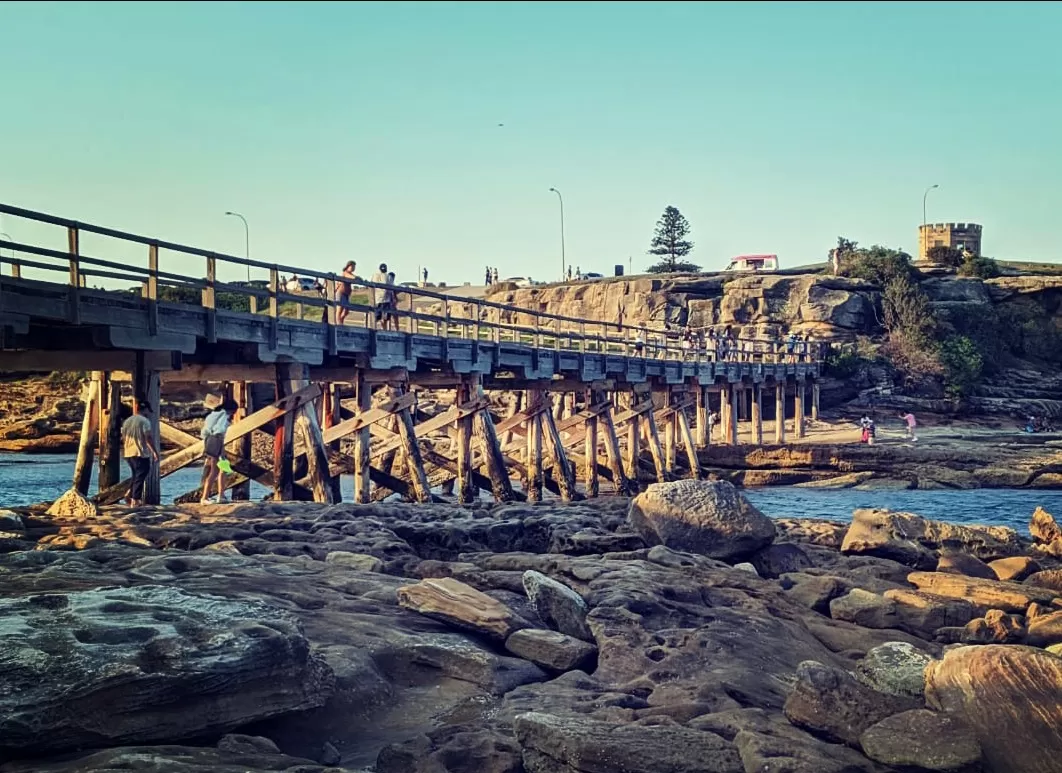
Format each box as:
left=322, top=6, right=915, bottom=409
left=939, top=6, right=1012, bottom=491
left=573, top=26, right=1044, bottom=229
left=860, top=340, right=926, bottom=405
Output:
left=668, top=325, right=821, bottom=364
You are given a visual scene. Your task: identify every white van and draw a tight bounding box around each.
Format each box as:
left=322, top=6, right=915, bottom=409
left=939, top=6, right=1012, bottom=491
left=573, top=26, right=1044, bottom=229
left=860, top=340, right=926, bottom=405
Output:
left=724, top=254, right=779, bottom=273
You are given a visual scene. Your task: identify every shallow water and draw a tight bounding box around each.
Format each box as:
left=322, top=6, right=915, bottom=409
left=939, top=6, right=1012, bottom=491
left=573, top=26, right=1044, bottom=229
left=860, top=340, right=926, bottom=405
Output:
left=2, top=452, right=1060, bottom=534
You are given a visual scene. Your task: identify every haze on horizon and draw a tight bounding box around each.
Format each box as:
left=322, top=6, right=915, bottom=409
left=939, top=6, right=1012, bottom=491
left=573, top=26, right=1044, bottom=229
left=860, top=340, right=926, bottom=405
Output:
left=1, top=1, right=1060, bottom=286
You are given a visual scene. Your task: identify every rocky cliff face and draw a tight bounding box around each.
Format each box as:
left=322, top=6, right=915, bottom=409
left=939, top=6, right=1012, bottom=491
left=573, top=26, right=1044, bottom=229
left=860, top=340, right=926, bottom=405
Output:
left=488, top=274, right=879, bottom=341
left=488, top=272, right=1062, bottom=344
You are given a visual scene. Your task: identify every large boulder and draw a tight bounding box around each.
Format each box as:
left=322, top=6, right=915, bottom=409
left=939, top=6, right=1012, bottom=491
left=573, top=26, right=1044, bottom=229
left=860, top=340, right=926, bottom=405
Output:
left=522, top=570, right=593, bottom=642
left=842, top=509, right=1024, bottom=566
left=783, top=660, right=917, bottom=747
left=514, top=711, right=744, bottom=773
left=1024, top=609, right=1062, bottom=647
left=1024, top=569, right=1062, bottom=594
left=45, top=488, right=97, bottom=520
left=0, top=585, right=333, bottom=759
left=1030, top=506, right=1062, bottom=544
left=627, top=480, right=776, bottom=561
left=859, top=710, right=981, bottom=772
left=925, top=645, right=1062, bottom=773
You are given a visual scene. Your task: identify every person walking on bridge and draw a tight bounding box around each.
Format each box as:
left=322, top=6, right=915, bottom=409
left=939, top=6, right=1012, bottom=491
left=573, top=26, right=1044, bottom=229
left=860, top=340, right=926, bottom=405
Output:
left=121, top=398, right=159, bottom=508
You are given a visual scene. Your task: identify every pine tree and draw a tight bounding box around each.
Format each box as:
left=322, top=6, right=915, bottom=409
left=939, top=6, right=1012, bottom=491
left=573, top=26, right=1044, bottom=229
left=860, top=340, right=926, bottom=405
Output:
left=647, top=206, right=698, bottom=273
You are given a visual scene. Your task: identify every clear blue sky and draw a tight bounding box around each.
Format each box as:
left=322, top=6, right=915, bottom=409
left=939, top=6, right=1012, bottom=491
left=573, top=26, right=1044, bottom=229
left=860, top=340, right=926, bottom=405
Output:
left=2, top=1, right=1060, bottom=286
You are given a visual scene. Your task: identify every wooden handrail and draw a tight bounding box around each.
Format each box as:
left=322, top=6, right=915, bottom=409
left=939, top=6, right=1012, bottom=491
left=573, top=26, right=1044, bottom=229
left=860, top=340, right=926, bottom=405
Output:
left=0, top=204, right=826, bottom=364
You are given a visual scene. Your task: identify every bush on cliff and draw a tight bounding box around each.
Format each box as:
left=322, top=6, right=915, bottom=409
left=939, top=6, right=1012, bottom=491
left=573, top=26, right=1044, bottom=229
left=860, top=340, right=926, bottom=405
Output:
left=939, top=336, right=985, bottom=399
left=958, top=254, right=1001, bottom=279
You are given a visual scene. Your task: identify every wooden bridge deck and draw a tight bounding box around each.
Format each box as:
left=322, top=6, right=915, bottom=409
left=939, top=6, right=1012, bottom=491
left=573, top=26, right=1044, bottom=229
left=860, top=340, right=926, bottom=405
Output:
left=0, top=202, right=823, bottom=508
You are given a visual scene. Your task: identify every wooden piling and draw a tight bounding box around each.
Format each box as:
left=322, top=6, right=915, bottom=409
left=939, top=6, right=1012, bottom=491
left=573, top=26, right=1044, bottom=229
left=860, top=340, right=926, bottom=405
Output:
left=526, top=390, right=544, bottom=502
left=97, top=372, right=122, bottom=490
left=230, top=381, right=252, bottom=501
left=273, top=366, right=296, bottom=501
left=625, top=391, right=641, bottom=481
left=663, top=390, right=676, bottom=474
left=775, top=382, right=787, bottom=444
left=643, top=394, right=668, bottom=483
left=812, top=380, right=820, bottom=421
left=675, top=403, right=701, bottom=480
left=286, top=364, right=335, bottom=504
left=583, top=395, right=599, bottom=498
left=598, top=393, right=632, bottom=495
left=353, top=370, right=372, bottom=503
left=795, top=379, right=806, bottom=439
left=542, top=406, right=577, bottom=501
left=474, top=384, right=515, bottom=503
left=455, top=379, right=474, bottom=503
left=73, top=374, right=101, bottom=495
left=395, top=384, right=432, bottom=503
left=695, top=385, right=708, bottom=448
left=727, top=382, right=738, bottom=446
left=751, top=382, right=763, bottom=446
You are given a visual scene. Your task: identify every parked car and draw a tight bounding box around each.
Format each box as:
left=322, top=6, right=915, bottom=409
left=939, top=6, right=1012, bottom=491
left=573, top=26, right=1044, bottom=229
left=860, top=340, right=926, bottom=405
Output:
left=582, top=272, right=604, bottom=281
left=723, top=254, right=779, bottom=273
left=506, top=277, right=534, bottom=288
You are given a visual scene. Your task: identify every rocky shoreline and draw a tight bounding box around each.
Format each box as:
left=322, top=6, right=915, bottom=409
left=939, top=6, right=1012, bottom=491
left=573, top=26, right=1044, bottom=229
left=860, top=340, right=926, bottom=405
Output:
left=0, top=483, right=1061, bottom=772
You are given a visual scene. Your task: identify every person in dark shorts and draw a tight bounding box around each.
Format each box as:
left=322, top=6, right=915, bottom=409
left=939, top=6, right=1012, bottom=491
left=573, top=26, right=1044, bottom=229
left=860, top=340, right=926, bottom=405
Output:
left=121, top=397, right=159, bottom=507
left=200, top=399, right=238, bottom=504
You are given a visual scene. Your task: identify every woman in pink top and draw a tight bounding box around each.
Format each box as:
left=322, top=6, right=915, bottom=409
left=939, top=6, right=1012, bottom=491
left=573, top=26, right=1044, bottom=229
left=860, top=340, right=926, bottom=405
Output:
left=900, top=412, right=918, bottom=442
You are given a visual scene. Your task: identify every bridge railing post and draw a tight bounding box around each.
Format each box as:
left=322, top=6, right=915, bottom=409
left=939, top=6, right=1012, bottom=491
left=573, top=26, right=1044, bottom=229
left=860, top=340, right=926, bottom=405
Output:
left=203, top=253, right=217, bottom=343
left=146, top=243, right=159, bottom=335
left=474, top=301, right=482, bottom=342
left=268, top=266, right=279, bottom=349
left=66, top=225, right=81, bottom=324
left=325, top=276, right=338, bottom=355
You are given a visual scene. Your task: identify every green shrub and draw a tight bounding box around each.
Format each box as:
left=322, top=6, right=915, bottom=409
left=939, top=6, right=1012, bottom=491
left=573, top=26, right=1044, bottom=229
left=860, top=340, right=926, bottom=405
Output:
left=939, top=335, right=984, bottom=399
left=958, top=254, right=1001, bottom=279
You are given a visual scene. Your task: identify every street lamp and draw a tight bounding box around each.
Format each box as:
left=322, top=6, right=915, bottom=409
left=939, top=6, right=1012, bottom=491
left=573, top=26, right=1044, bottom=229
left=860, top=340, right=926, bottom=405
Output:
left=922, top=184, right=939, bottom=260
left=224, top=211, right=250, bottom=282
left=548, top=187, right=566, bottom=281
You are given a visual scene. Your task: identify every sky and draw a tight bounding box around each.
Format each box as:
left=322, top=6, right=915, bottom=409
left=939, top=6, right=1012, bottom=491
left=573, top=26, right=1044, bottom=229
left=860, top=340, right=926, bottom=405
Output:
left=1, top=1, right=1061, bottom=287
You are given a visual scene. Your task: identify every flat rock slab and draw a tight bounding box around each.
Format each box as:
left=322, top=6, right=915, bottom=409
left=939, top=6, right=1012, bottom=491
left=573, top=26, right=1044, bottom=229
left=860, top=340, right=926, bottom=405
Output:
left=907, top=570, right=1058, bottom=615
left=515, top=711, right=744, bottom=773
left=506, top=629, right=597, bottom=672
left=0, top=585, right=333, bottom=760
left=925, top=644, right=1062, bottom=773
left=0, top=744, right=351, bottom=772
left=397, top=577, right=530, bottom=641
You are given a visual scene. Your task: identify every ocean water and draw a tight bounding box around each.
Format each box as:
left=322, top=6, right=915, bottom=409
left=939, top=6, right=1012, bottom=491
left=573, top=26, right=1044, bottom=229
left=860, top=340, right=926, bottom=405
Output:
left=2, top=452, right=1060, bottom=534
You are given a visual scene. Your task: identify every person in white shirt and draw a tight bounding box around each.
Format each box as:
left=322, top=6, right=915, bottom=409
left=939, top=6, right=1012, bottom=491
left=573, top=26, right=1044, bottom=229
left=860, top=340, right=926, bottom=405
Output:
left=370, top=263, right=389, bottom=326
left=200, top=399, right=238, bottom=504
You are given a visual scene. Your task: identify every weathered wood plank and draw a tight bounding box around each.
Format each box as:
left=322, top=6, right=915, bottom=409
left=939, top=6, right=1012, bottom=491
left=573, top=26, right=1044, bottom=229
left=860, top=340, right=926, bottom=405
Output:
left=73, top=376, right=100, bottom=495
left=542, top=405, right=577, bottom=502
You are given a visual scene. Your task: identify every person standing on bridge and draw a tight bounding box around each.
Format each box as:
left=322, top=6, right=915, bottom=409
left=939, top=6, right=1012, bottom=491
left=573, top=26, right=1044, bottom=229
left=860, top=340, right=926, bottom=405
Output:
left=371, top=263, right=390, bottom=327
left=200, top=399, right=238, bottom=504
left=337, top=261, right=357, bottom=325
left=121, top=398, right=159, bottom=508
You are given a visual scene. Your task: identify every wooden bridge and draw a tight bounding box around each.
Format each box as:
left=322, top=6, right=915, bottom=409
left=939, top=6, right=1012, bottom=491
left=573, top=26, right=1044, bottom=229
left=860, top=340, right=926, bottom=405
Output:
left=0, top=202, right=822, bottom=506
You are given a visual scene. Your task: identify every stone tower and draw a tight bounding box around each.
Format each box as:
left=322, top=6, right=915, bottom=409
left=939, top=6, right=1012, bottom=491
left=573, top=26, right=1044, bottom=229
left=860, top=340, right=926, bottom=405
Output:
left=918, top=222, right=983, bottom=264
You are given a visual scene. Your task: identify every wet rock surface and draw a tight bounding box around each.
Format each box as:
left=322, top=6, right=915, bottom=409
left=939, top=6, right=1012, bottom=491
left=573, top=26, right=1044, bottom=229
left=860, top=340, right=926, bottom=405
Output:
left=0, top=495, right=1060, bottom=772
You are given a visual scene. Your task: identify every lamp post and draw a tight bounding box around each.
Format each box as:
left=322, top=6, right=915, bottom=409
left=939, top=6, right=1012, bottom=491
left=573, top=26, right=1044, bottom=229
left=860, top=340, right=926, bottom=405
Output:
left=224, top=211, right=250, bottom=282
left=922, top=184, right=939, bottom=260
left=548, top=187, right=566, bottom=281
